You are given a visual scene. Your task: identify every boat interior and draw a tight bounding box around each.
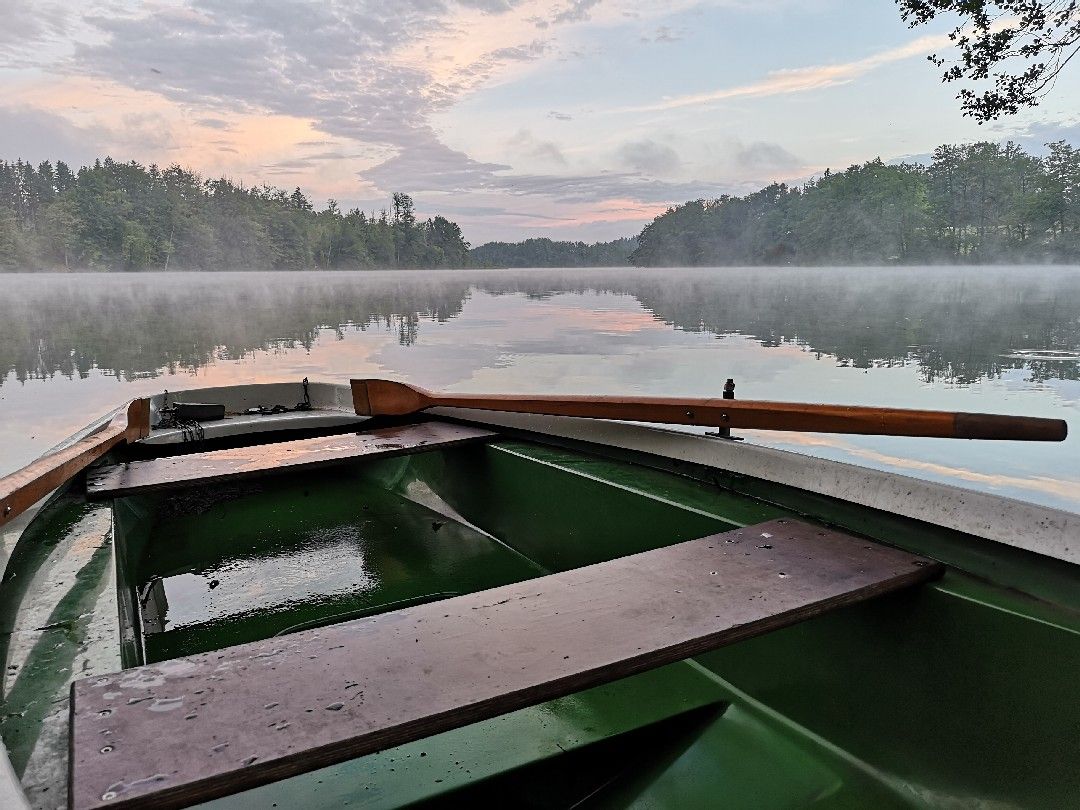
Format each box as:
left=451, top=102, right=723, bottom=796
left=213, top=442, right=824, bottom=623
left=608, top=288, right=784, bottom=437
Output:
left=0, top=381, right=1077, bottom=809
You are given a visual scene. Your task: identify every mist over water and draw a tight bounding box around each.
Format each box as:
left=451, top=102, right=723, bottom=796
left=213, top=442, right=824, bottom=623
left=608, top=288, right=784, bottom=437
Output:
left=1, top=266, right=1078, bottom=511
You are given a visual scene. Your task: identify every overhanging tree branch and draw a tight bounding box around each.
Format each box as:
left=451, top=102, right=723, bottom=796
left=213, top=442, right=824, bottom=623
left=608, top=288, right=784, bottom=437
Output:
left=897, top=0, right=1080, bottom=121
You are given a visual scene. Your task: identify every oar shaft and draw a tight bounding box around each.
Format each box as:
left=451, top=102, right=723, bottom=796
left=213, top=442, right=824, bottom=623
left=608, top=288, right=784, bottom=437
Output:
left=425, top=393, right=1067, bottom=441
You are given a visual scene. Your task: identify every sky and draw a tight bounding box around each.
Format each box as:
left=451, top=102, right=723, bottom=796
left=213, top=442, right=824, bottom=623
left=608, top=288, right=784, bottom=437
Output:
left=1, top=1, right=1079, bottom=244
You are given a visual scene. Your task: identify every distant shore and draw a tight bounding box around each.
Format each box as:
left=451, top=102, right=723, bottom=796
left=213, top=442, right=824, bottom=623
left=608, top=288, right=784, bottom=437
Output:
left=3, top=139, right=1079, bottom=272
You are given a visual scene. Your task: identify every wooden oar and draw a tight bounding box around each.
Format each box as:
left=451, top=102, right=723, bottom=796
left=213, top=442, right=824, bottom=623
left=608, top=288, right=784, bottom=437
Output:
left=0, top=399, right=150, bottom=529
left=351, top=379, right=1068, bottom=442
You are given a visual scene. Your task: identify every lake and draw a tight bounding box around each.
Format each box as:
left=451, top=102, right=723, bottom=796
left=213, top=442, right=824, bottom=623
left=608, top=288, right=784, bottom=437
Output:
left=1, top=266, right=1078, bottom=513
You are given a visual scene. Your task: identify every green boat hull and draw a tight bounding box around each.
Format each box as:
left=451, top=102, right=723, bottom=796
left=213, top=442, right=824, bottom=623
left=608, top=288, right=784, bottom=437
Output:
left=1, top=406, right=1077, bottom=808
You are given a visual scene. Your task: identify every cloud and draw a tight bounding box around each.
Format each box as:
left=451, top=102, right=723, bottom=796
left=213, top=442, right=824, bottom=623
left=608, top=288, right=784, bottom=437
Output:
left=195, top=117, right=232, bottom=130
left=495, top=171, right=727, bottom=206
left=433, top=39, right=549, bottom=101
left=995, top=118, right=1080, bottom=154
left=0, top=1, right=70, bottom=67
left=617, top=139, right=681, bottom=176
left=362, top=140, right=510, bottom=194
left=0, top=105, right=105, bottom=166
left=531, top=141, right=568, bottom=165
left=457, top=0, right=531, bottom=11
left=68, top=1, right=565, bottom=195
left=263, top=159, right=319, bottom=171
left=731, top=140, right=802, bottom=173
left=552, top=0, right=604, bottom=25
left=641, top=25, right=682, bottom=44
left=507, top=129, right=568, bottom=165
left=423, top=202, right=575, bottom=222
left=618, top=33, right=950, bottom=113
left=366, top=151, right=736, bottom=206
left=75, top=3, right=437, bottom=139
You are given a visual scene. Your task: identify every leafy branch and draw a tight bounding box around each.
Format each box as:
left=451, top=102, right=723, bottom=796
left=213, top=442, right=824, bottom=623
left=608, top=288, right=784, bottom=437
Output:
left=897, top=1, right=1080, bottom=120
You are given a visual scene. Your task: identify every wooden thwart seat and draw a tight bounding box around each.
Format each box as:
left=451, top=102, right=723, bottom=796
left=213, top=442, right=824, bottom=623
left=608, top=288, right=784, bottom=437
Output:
left=69, top=520, right=942, bottom=810
left=85, top=422, right=497, bottom=499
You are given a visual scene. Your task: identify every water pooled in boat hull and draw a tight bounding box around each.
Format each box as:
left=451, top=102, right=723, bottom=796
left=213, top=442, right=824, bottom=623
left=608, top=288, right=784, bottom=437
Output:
left=133, top=467, right=545, bottom=663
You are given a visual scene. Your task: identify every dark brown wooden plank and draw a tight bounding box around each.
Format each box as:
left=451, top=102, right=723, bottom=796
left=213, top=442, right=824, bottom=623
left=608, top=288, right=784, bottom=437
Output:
left=85, top=422, right=497, bottom=499
left=69, top=520, right=942, bottom=810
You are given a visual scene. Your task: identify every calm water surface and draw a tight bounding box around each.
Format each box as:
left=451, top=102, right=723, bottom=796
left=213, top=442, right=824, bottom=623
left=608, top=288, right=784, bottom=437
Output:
left=2, top=267, right=1079, bottom=513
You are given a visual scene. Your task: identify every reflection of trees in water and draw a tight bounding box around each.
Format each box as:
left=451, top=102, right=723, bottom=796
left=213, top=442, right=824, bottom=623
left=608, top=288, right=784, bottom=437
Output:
left=637, top=270, right=1080, bottom=384
left=1, top=268, right=1079, bottom=387
left=0, top=274, right=471, bottom=385
left=477, top=268, right=1080, bottom=385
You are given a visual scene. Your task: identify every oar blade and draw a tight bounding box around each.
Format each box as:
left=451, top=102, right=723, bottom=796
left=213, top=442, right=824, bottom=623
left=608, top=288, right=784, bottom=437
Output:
left=351, top=379, right=433, bottom=416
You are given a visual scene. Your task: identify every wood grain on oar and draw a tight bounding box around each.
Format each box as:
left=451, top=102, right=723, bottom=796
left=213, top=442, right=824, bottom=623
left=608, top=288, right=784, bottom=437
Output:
left=0, top=399, right=149, bottom=529
left=351, top=379, right=1067, bottom=442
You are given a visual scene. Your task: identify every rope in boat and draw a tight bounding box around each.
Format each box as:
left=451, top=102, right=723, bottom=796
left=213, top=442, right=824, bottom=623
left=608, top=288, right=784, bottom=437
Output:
left=242, top=377, right=312, bottom=416
left=156, top=391, right=206, bottom=445
left=154, top=378, right=313, bottom=444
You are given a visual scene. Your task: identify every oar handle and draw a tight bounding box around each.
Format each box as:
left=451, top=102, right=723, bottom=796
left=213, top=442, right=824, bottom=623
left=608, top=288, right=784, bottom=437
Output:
left=952, top=412, right=1066, bottom=441
left=0, top=399, right=150, bottom=529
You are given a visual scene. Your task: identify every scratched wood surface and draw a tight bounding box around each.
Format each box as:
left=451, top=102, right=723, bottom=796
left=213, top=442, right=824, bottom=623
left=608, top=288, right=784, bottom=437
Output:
left=69, top=519, right=942, bottom=809
left=85, top=422, right=497, bottom=499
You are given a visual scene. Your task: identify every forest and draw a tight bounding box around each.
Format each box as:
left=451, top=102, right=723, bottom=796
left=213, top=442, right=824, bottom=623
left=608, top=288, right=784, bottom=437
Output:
left=3, top=140, right=1080, bottom=270
left=469, top=237, right=637, bottom=267
left=631, top=141, right=1080, bottom=266
left=0, top=158, right=469, bottom=270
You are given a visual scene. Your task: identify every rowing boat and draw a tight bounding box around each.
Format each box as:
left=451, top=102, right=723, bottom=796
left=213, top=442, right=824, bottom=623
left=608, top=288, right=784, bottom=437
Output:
left=0, top=379, right=1076, bottom=809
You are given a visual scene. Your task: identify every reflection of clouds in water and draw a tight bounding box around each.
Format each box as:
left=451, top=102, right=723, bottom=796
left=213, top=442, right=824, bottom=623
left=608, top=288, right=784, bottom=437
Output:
left=367, top=291, right=730, bottom=393
left=996, top=369, right=1080, bottom=407
left=744, top=429, right=1080, bottom=507
left=158, top=528, right=376, bottom=630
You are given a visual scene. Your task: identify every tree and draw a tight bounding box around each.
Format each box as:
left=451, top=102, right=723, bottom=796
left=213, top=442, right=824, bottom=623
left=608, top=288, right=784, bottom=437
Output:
left=424, top=216, right=469, bottom=267
left=289, top=187, right=313, bottom=211
left=0, top=208, right=22, bottom=268
left=391, top=193, right=419, bottom=266
left=39, top=195, right=81, bottom=269
left=897, top=1, right=1080, bottom=121
left=470, top=237, right=636, bottom=268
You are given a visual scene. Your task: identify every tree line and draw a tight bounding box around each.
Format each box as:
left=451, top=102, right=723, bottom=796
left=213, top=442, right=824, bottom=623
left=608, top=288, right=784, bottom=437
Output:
left=0, top=158, right=469, bottom=270
left=4, top=140, right=1080, bottom=271
left=469, top=237, right=636, bottom=268
left=631, top=140, right=1080, bottom=266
